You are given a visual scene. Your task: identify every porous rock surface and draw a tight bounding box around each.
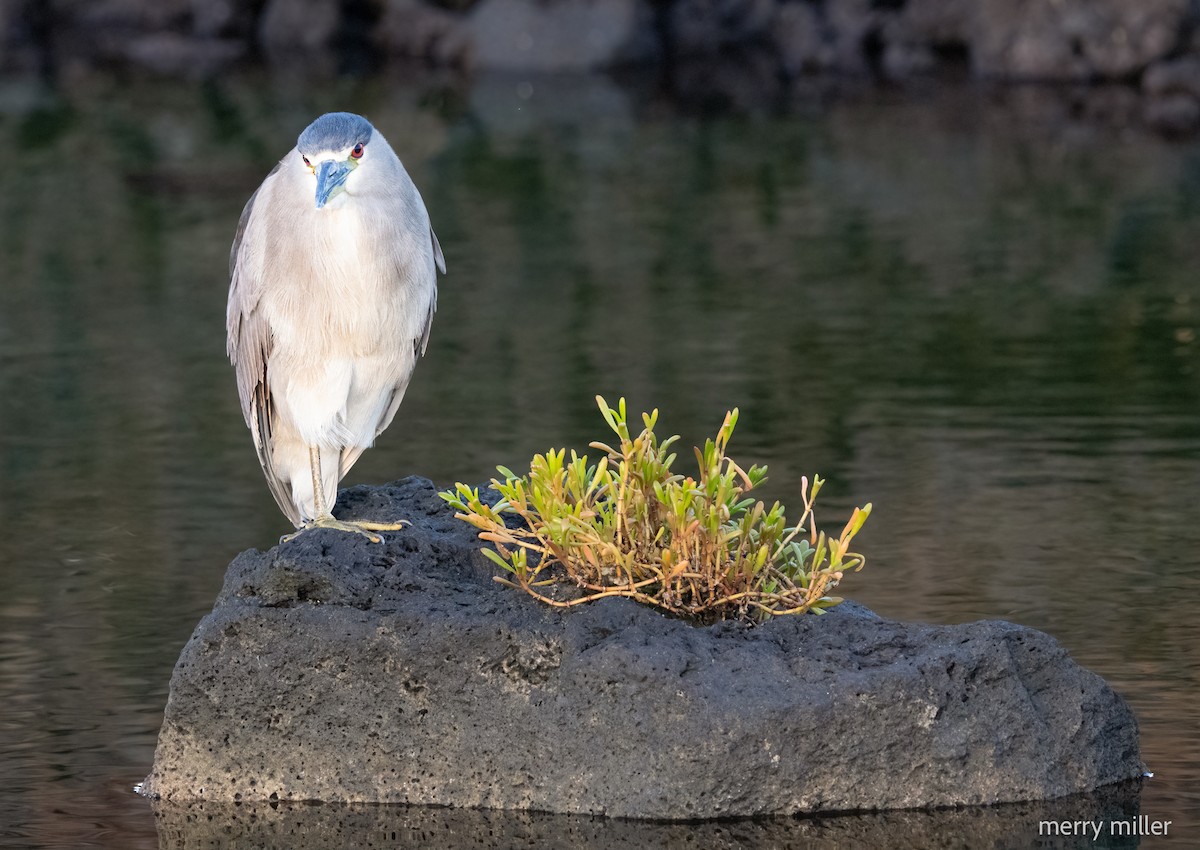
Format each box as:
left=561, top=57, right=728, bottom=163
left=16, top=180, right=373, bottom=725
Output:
left=143, top=476, right=1143, bottom=818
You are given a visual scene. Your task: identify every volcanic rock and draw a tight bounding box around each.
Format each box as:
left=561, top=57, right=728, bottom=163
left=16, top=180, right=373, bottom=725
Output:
left=143, top=476, right=1143, bottom=818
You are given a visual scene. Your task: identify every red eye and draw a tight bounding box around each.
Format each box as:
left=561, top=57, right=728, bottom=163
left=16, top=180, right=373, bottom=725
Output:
left=302, top=155, right=311, bottom=167
left=350, top=143, right=364, bottom=159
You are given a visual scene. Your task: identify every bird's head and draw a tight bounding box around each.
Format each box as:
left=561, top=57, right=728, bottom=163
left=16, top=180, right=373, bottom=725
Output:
left=296, top=112, right=376, bottom=210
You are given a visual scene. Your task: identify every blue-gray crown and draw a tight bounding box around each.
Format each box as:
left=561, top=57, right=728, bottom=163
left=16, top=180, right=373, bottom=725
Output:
left=297, top=112, right=374, bottom=155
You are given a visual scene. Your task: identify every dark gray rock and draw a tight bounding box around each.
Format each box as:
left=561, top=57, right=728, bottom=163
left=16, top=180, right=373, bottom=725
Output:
left=898, top=0, right=973, bottom=48
left=373, top=0, right=469, bottom=66
left=9, top=0, right=1200, bottom=127
left=121, top=33, right=244, bottom=75
left=258, top=0, right=340, bottom=52
left=667, top=0, right=777, bottom=56
left=1143, top=56, right=1200, bottom=132
left=143, top=476, right=1143, bottom=818
left=463, top=0, right=658, bottom=71
left=771, top=2, right=834, bottom=77
left=1143, top=55, right=1200, bottom=100
left=1143, top=92, right=1200, bottom=133
left=969, top=0, right=1189, bottom=81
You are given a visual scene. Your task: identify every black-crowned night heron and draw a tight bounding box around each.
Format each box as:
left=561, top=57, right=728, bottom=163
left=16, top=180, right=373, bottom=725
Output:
left=226, top=112, right=445, bottom=542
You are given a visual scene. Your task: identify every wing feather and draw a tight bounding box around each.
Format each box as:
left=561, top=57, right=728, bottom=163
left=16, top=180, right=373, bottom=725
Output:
left=419, top=225, right=443, bottom=356
left=227, top=160, right=302, bottom=527
left=339, top=223, right=444, bottom=479
left=339, top=380, right=411, bottom=480
left=431, top=226, right=446, bottom=275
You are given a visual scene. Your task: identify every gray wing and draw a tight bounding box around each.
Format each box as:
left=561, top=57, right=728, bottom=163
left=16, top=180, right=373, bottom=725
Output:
left=431, top=226, right=446, bottom=275
left=418, top=226, right=444, bottom=356
left=227, top=161, right=302, bottom=527
left=338, top=223, right=444, bottom=479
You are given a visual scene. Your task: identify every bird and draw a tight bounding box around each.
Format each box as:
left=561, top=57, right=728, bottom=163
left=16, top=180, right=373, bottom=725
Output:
left=226, top=112, right=445, bottom=542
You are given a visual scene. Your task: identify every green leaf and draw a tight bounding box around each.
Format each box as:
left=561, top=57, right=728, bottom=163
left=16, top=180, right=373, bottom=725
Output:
left=481, top=547, right=516, bottom=574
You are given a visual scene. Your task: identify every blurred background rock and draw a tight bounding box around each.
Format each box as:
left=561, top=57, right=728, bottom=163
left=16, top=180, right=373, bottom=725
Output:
left=4, top=0, right=1200, bottom=133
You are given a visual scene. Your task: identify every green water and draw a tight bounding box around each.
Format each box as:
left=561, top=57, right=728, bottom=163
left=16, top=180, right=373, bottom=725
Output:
left=0, top=68, right=1197, bottom=848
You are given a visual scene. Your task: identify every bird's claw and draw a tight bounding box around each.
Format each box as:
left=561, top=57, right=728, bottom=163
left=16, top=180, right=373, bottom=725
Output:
left=280, top=516, right=411, bottom=545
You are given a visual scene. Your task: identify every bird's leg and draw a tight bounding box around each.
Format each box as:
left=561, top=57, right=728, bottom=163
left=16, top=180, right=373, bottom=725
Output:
left=280, top=446, right=410, bottom=544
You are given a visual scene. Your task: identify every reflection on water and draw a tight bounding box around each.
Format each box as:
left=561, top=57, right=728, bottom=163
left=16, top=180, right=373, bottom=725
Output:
left=151, top=785, right=1144, bottom=850
left=0, top=67, right=1197, bottom=848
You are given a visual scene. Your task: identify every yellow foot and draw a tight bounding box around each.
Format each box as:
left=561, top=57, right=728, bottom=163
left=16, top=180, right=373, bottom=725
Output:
left=281, top=515, right=410, bottom=545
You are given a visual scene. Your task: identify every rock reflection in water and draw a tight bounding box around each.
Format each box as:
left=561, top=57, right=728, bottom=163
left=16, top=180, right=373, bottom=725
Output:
left=152, top=783, right=1143, bottom=850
